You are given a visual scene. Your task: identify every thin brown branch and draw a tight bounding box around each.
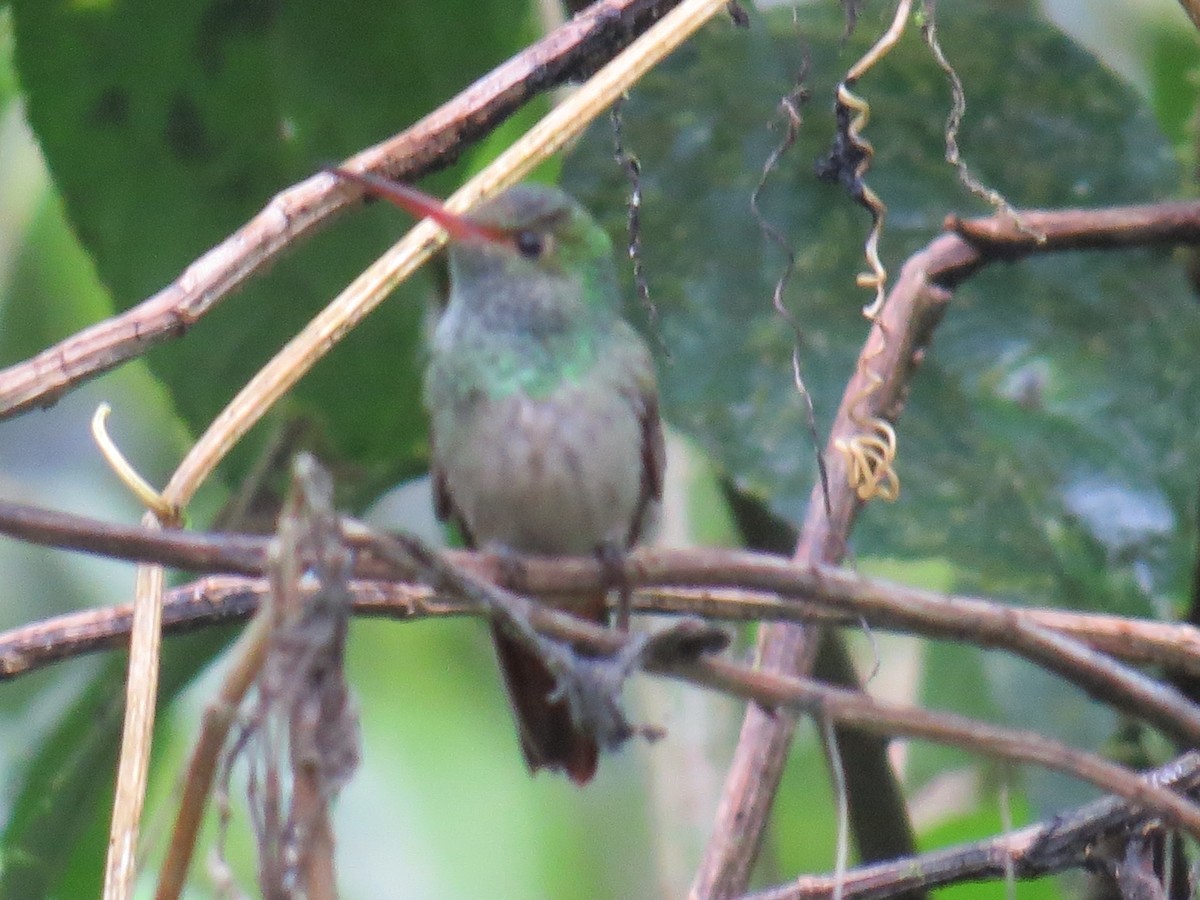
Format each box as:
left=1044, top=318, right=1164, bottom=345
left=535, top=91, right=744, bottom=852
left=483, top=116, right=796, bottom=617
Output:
left=335, top=532, right=1200, bottom=838
left=8, top=527, right=1200, bottom=857
left=670, top=657, right=1200, bottom=840
left=159, top=457, right=356, bottom=900
left=140, top=536, right=1200, bottom=844
left=1180, top=0, right=1200, bottom=31
left=739, top=753, right=1200, bottom=900
left=155, top=611, right=273, bottom=900
left=4, top=504, right=1200, bottom=744
left=6, top=497, right=1199, bottom=679
left=4, top=569, right=1196, bottom=683
left=0, top=0, right=690, bottom=420
left=0, top=499, right=267, bottom=575
left=693, top=196, right=1200, bottom=897
left=944, top=200, right=1200, bottom=264
left=694, top=237, right=949, bottom=898
left=2, top=496, right=1197, bottom=666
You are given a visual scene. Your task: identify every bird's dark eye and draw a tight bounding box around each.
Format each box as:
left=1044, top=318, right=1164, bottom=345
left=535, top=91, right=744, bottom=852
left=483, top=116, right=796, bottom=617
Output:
left=514, top=229, right=546, bottom=259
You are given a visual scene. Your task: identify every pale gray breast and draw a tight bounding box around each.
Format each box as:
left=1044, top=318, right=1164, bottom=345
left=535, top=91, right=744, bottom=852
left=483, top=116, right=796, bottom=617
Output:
left=436, top=384, right=644, bottom=555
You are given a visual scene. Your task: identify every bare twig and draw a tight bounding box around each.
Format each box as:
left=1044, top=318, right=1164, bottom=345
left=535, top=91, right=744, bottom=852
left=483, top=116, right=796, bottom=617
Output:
left=672, top=657, right=1200, bottom=839
left=7, top=520, right=1200, bottom=863
left=1175, top=0, right=1200, bottom=32
left=739, top=753, right=1200, bottom=900
left=229, top=457, right=357, bottom=900
left=943, top=201, right=1200, bottom=258
left=103, top=542, right=166, bottom=898
left=0, top=498, right=267, bottom=574
left=4, top=565, right=1199, bottom=683
left=5, top=505, right=1200, bottom=733
left=0, top=0, right=694, bottom=420
left=347, top=550, right=1200, bottom=842
left=691, top=197, right=1200, bottom=896
left=693, top=208, right=948, bottom=899
left=108, top=537, right=1200, bottom=843
left=154, top=605, right=274, bottom=900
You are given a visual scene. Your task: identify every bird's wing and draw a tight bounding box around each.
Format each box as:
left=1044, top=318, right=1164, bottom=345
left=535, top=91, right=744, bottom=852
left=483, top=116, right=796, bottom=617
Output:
left=624, top=340, right=665, bottom=547
left=431, top=444, right=476, bottom=547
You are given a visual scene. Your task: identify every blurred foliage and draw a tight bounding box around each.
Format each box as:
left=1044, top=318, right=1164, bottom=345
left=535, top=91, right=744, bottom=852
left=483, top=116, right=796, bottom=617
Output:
left=566, top=3, right=1191, bottom=615
left=9, top=0, right=543, bottom=496
left=0, top=0, right=1197, bottom=897
left=563, top=2, right=1193, bottom=818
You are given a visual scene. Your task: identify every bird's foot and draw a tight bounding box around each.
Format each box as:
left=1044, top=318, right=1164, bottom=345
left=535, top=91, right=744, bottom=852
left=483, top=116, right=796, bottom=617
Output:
left=545, top=617, right=731, bottom=750
left=594, top=541, right=633, bottom=632
left=545, top=634, right=645, bottom=749
left=480, top=542, right=529, bottom=593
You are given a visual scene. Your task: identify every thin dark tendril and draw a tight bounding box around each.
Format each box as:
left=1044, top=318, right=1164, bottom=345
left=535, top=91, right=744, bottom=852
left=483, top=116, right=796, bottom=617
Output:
left=611, top=99, right=671, bottom=360
left=841, top=0, right=865, bottom=41
left=920, top=0, right=1043, bottom=241
left=749, top=56, right=832, bottom=518
left=859, top=615, right=881, bottom=685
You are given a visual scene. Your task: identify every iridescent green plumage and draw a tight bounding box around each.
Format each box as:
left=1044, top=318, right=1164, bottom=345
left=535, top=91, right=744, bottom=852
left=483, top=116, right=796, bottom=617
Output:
left=422, top=184, right=664, bottom=783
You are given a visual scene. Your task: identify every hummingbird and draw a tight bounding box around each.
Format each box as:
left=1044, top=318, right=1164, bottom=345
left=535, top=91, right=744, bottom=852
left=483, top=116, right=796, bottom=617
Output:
left=329, top=168, right=665, bottom=784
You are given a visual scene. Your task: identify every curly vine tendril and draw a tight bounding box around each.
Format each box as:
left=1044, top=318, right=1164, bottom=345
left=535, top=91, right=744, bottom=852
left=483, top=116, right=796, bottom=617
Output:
left=819, top=0, right=914, bottom=504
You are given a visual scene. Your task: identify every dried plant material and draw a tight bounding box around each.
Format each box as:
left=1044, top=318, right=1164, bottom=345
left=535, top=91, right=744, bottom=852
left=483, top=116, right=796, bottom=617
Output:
left=216, top=456, right=359, bottom=900
left=90, top=403, right=179, bottom=523
left=816, top=0, right=914, bottom=505
left=364, top=530, right=727, bottom=758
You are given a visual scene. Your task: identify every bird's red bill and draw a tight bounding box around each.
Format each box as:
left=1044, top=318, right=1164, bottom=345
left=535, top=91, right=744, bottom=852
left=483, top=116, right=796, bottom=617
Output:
left=325, top=167, right=507, bottom=244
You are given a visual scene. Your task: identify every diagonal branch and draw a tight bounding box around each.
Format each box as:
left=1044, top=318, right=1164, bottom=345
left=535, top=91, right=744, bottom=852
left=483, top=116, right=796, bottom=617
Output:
left=0, top=0, right=691, bottom=420
left=692, top=197, right=1200, bottom=897
left=738, top=753, right=1200, bottom=900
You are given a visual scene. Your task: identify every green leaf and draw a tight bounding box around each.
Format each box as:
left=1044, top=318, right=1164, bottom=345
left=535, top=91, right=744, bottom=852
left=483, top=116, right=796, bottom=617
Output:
left=2, top=3, right=543, bottom=893
left=0, top=628, right=235, bottom=899
left=1145, top=15, right=1200, bottom=162
left=562, top=4, right=1191, bottom=617
left=0, top=659, right=122, bottom=900
left=9, top=0, right=541, bottom=495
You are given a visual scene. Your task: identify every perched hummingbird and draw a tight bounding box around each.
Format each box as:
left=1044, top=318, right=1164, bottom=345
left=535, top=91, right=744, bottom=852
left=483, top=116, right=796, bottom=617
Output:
left=329, top=169, right=665, bottom=784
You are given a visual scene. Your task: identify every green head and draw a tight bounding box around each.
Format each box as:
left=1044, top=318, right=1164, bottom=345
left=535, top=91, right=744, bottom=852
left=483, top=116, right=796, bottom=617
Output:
left=326, top=168, right=620, bottom=330
left=444, top=183, right=620, bottom=333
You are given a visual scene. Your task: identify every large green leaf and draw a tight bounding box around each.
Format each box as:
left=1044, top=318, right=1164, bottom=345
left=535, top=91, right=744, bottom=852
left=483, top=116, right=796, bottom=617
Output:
left=2, top=3, right=544, bottom=895
left=9, top=0, right=541, bottom=493
left=562, top=4, right=1192, bottom=823
left=0, top=628, right=235, bottom=899
left=563, top=4, right=1191, bottom=615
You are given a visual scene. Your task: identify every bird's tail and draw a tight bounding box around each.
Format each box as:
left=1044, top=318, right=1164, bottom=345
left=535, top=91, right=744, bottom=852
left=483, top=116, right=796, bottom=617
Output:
left=490, top=593, right=606, bottom=785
